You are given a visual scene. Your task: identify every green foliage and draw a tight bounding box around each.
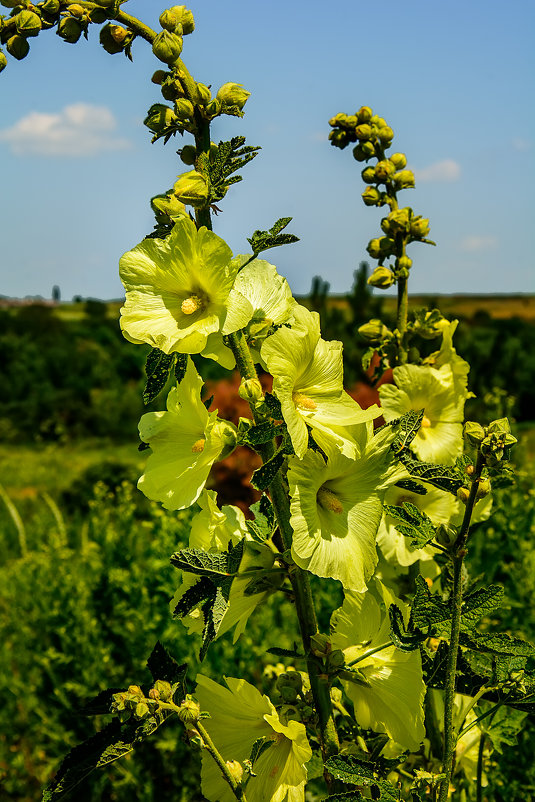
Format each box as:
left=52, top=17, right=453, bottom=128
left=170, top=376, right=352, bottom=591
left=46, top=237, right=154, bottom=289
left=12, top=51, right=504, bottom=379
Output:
left=207, top=136, right=261, bottom=203
left=382, top=502, right=436, bottom=550
left=247, top=216, right=300, bottom=258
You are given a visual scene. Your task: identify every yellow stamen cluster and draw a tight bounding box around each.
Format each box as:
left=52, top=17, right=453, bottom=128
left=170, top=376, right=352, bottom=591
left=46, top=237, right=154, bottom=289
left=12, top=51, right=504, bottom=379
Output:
left=191, top=438, right=206, bottom=453
left=293, top=392, right=317, bottom=411
left=181, top=294, right=204, bottom=315
left=317, top=485, right=343, bottom=514
left=421, top=415, right=432, bottom=428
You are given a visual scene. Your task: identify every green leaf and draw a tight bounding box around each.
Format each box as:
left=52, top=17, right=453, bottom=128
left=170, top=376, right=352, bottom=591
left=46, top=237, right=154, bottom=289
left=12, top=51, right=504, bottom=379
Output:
left=460, top=585, right=504, bottom=631
left=477, top=701, right=527, bottom=754
left=411, top=577, right=505, bottom=638
left=200, top=582, right=233, bottom=661
left=263, top=392, right=283, bottom=420
left=247, top=217, right=299, bottom=257
left=251, top=447, right=285, bottom=491
left=394, top=479, right=427, bottom=495
left=143, top=348, right=176, bottom=404
left=174, top=353, right=188, bottom=383
left=410, top=575, right=451, bottom=635
left=324, top=755, right=399, bottom=801
left=208, top=136, right=261, bottom=202
left=240, top=421, right=284, bottom=447
left=170, top=541, right=245, bottom=580
left=42, top=712, right=173, bottom=801
left=397, top=452, right=466, bottom=496
left=383, top=502, right=436, bottom=549
left=389, top=603, right=427, bottom=651
left=171, top=576, right=215, bottom=618
left=146, top=641, right=187, bottom=687
left=322, top=793, right=363, bottom=801
left=249, top=735, right=274, bottom=766
left=390, top=409, right=424, bottom=454
left=460, top=631, right=535, bottom=657
left=247, top=495, right=275, bottom=542
left=266, top=646, right=304, bottom=659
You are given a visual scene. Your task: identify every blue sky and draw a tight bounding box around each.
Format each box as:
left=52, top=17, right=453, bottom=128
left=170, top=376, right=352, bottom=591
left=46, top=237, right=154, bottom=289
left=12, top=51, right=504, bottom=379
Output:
left=1, top=0, right=534, bottom=300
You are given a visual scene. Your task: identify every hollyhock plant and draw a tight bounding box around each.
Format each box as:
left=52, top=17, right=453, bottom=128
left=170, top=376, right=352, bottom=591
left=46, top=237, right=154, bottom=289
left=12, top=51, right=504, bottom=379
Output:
left=137, top=358, right=237, bottom=510
left=195, top=675, right=311, bottom=802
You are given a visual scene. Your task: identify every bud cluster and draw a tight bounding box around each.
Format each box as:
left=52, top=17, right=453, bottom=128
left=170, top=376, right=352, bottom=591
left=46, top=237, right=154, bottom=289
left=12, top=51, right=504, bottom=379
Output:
left=464, top=417, right=517, bottom=466
left=111, top=679, right=173, bottom=723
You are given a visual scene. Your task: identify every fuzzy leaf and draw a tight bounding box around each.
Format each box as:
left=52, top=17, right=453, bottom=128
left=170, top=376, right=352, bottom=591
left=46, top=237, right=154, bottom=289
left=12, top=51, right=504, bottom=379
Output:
left=249, top=736, right=274, bottom=766
left=247, top=495, right=275, bottom=542
left=460, top=585, right=504, bottom=631
left=389, top=604, right=427, bottom=651
left=240, top=421, right=284, bottom=447
left=383, top=502, right=436, bottom=549
left=390, top=409, right=424, bottom=454
left=266, top=646, right=304, bottom=659
left=143, top=348, right=176, bottom=404
left=263, top=392, right=283, bottom=420
left=174, top=353, right=188, bottom=383
left=460, top=631, right=535, bottom=657
left=171, top=576, right=215, bottom=618
left=208, top=136, right=261, bottom=202
left=324, top=755, right=399, bottom=800
left=199, top=582, right=232, bottom=661
left=251, top=447, right=285, bottom=491
left=394, top=479, right=427, bottom=495
left=323, top=793, right=363, bottom=801
left=170, top=541, right=245, bottom=580
left=397, top=453, right=466, bottom=495
left=146, top=641, right=186, bottom=687
left=247, top=217, right=299, bottom=256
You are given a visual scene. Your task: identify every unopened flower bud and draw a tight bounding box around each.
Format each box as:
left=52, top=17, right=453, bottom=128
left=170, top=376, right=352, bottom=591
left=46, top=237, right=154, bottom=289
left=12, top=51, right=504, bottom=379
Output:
left=463, top=421, right=486, bottom=447
left=42, top=0, right=61, bottom=12
left=160, top=77, right=183, bottom=101
left=456, top=487, right=470, bottom=505
left=358, top=318, right=390, bottom=343
left=410, top=217, right=430, bottom=239
left=205, top=98, right=222, bottom=118
left=100, top=22, right=126, bottom=53
left=173, top=170, right=209, bottom=207
left=16, top=10, right=42, bottom=37
left=6, top=35, right=30, bottom=60
left=214, top=419, right=238, bottom=459
left=238, top=377, right=264, bottom=404
left=68, top=4, right=85, bottom=17
left=377, top=125, right=394, bottom=144
left=361, top=166, right=376, bottom=184
left=397, top=255, right=412, bottom=272
left=310, top=633, right=331, bottom=657
left=152, top=30, right=183, bottom=64
left=0, top=51, right=7, bottom=73
left=368, top=266, right=395, bottom=289
left=175, top=98, right=194, bottom=120
left=88, top=7, right=109, bottom=23
left=327, top=649, right=345, bottom=670
left=170, top=5, right=195, bottom=34
left=374, top=159, right=396, bottom=182
left=475, top=478, right=491, bottom=500
left=390, top=152, right=407, bottom=170
left=151, top=69, right=168, bottom=85
left=92, top=0, right=115, bottom=6
left=159, top=8, right=181, bottom=32
left=352, top=141, right=375, bottom=161
left=393, top=169, right=415, bottom=189
left=355, top=123, right=372, bottom=141
left=180, top=144, right=197, bottom=165
left=151, top=679, right=173, bottom=701
left=216, top=82, right=250, bottom=114
left=366, top=238, right=382, bottom=259
left=387, top=208, right=412, bottom=234
left=109, top=24, right=128, bottom=44
left=196, top=82, right=211, bottom=105
left=177, top=695, right=201, bottom=724
left=356, top=105, right=373, bottom=123
left=362, top=187, right=381, bottom=206
left=151, top=192, right=187, bottom=221
left=144, top=103, right=177, bottom=134
left=57, top=16, right=82, bottom=43
left=226, top=760, right=244, bottom=784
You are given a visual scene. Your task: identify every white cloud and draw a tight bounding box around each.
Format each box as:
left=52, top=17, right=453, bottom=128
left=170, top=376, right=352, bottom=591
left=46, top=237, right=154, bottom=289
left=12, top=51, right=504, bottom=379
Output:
left=512, top=137, right=532, bottom=152
left=412, top=159, right=461, bottom=182
left=459, top=235, right=498, bottom=253
left=0, top=103, right=132, bottom=156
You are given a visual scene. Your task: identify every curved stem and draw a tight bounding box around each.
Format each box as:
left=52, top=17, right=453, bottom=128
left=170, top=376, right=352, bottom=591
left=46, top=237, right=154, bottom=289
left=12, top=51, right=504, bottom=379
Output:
left=346, top=640, right=393, bottom=667
left=196, top=719, right=248, bottom=801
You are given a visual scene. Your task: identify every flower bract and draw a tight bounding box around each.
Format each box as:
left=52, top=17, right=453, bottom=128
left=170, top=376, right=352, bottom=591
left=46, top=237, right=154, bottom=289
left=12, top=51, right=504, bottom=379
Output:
left=288, top=423, right=406, bottom=591
left=261, top=304, right=380, bottom=459
left=137, top=358, right=236, bottom=510
left=195, top=674, right=311, bottom=802
left=330, top=580, right=426, bottom=751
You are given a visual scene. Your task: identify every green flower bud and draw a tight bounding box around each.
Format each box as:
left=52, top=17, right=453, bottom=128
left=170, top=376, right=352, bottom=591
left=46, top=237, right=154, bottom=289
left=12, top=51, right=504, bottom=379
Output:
left=216, top=82, right=250, bottom=114
left=390, top=152, right=407, bottom=170
left=100, top=22, right=126, bottom=54
left=352, top=141, right=375, bottom=161
left=159, top=8, right=181, bottom=32
left=310, top=633, right=330, bottom=657
left=0, top=51, right=7, bottom=72
left=238, top=377, right=264, bottom=404
left=456, top=487, right=470, bottom=505
left=356, top=105, right=373, bottom=123
left=410, top=216, right=430, bottom=239
left=366, top=238, right=382, bottom=259
left=170, top=5, right=195, bottom=34
left=151, top=679, right=173, bottom=701
left=144, top=103, right=177, bottom=133
left=368, top=265, right=395, bottom=289
left=463, top=421, right=486, bottom=446
left=396, top=255, right=412, bottom=272
left=179, top=144, right=196, bottom=165
left=109, top=24, right=128, bottom=44
left=57, top=16, right=82, bottom=43
left=362, top=187, right=381, bottom=206
left=374, top=159, right=396, bottom=182
left=355, top=123, right=372, bottom=141
left=225, top=760, right=243, bottom=785
left=279, top=685, right=299, bottom=704
left=361, top=166, right=376, bottom=184
left=0, top=0, right=21, bottom=7
left=205, top=98, right=222, bottom=118
left=67, top=4, right=85, bottom=18
left=88, top=7, right=108, bottom=24
left=92, top=0, right=115, bottom=6
left=487, top=417, right=515, bottom=439
left=330, top=129, right=350, bottom=149
left=160, top=78, right=183, bottom=101
left=151, top=192, right=187, bottom=221
left=6, top=35, right=29, bottom=60
left=152, top=29, right=183, bottom=64
left=42, top=0, right=61, bottom=13
left=15, top=10, right=42, bottom=37
left=377, top=125, right=394, bottom=144
left=177, top=695, right=201, bottom=724
left=327, top=649, right=345, bottom=671
left=393, top=169, right=415, bottom=189
left=367, top=237, right=395, bottom=257
left=196, top=82, right=211, bottom=105
left=475, top=477, right=491, bottom=500
left=151, top=69, right=168, bottom=85
left=135, top=701, right=150, bottom=719
left=358, top=319, right=390, bottom=343
left=214, top=419, right=238, bottom=459
left=175, top=97, right=194, bottom=120
left=386, top=207, right=412, bottom=234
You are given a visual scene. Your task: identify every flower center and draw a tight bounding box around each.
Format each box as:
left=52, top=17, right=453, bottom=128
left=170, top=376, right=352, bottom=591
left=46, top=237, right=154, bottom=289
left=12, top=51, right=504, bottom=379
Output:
left=421, top=415, right=432, bottom=428
left=317, top=485, right=343, bottom=514
left=191, top=438, right=206, bottom=453
left=293, top=392, right=317, bottom=411
left=181, top=293, right=205, bottom=315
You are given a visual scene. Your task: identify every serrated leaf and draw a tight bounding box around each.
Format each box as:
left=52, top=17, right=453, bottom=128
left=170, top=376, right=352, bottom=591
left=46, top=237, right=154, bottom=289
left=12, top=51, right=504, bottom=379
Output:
left=460, top=585, right=504, bottom=631
left=146, top=641, right=187, bottom=687
left=247, top=217, right=299, bottom=256
left=397, top=453, right=466, bottom=496
left=174, top=353, right=188, bottom=383
left=390, top=409, right=424, bottom=454
left=42, top=712, right=171, bottom=801
left=247, top=495, right=275, bottom=542
left=170, top=541, right=245, bottom=580
left=389, top=604, right=427, bottom=651
left=208, top=136, right=260, bottom=202
left=81, top=688, right=124, bottom=716
left=249, top=736, right=274, bottom=766
left=323, top=793, right=363, bottom=801
left=383, top=502, right=436, bottom=549
left=171, top=576, right=215, bottom=618
left=251, top=448, right=285, bottom=491
left=143, top=349, right=176, bottom=404
left=240, top=421, right=284, bottom=447
left=476, top=701, right=527, bottom=754
left=324, top=755, right=399, bottom=801
left=394, top=479, right=427, bottom=495
left=200, top=581, right=232, bottom=661
left=460, top=631, right=535, bottom=657
left=263, top=392, right=283, bottom=420
left=266, top=646, right=304, bottom=659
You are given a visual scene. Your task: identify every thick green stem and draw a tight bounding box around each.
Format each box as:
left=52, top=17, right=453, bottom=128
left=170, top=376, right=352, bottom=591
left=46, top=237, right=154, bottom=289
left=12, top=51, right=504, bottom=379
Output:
left=226, top=331, right=339, bottom=759
left=476, top=733, right=486, bottom=802
left=196, top=720, right=248, bottom=801
left=396, top=275, right=409, bottom=364
left=438, top=454, right=485, bottom=802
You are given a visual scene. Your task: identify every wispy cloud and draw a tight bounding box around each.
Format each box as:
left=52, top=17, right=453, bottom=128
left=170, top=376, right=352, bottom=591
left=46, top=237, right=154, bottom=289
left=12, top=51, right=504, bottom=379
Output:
left=0, top=103, right=132, bottom=156
left=459, top=235, right=498, bottom=253
left=413, top=159, right=461, bottom=182
left=512, top=137, right=532, bottom=152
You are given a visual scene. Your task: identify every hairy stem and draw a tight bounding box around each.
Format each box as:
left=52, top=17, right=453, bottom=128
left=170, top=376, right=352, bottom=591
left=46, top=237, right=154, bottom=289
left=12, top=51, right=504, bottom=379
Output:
left=476, top=733, right=486, bottom=802
left=196, top=719, right=248, bottom=801
left=396, top=275, right=409, bottom=363
left=438, top=454, right=485, bottom=802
